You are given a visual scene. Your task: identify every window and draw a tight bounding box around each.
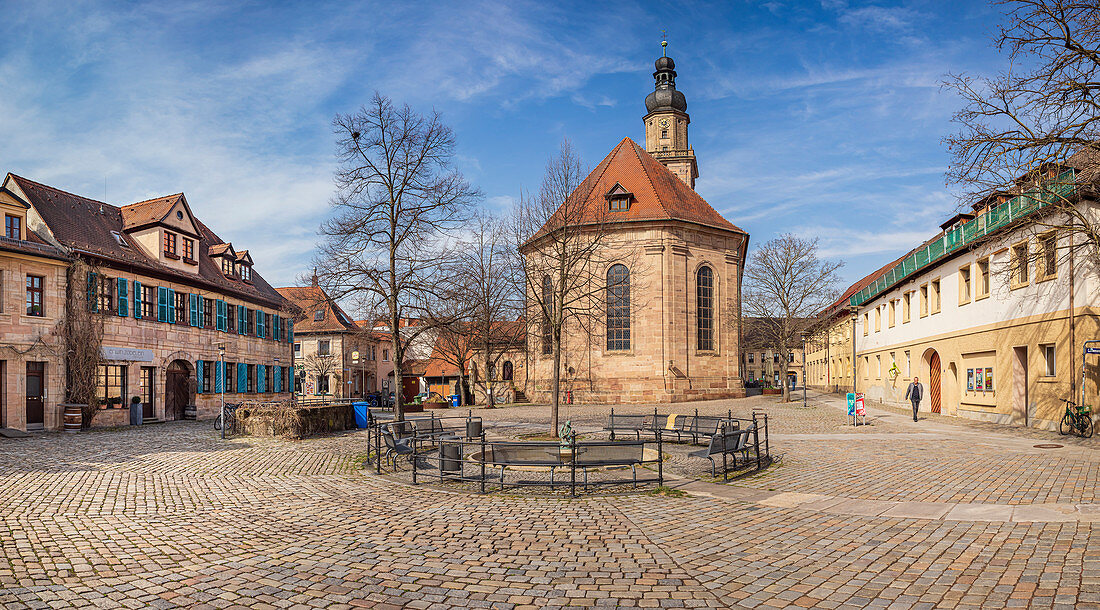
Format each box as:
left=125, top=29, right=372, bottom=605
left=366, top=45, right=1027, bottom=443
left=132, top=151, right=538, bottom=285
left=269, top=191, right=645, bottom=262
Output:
left=175, top=291, right=188, bottom=325
left=1040, top=232, right=1057, bottom=278
left=383, top=349, right=389, bottom=362
left=97, top=275, right=114, bottom=313
left=876, top=355, right=882, bottom=379
left=606, top=264, right=630, bottom=351
left=788, top=352, right=794, bottom=363
left=247, top=309, right=255, bottom=335
left=201, top=360, right=212, bottom=393
left=905, top=350, right=911, bottom=378
left=609, top=196, right=630, bottom=211
left=930, top=280, right=941, bottom=314
left=1042, top=343, right=1056, bottom=377
left=95, top=364, right=127, bottom=408
left=241, top=266, right=252, bottom=282
left=696, top=266, right=714, bottom=351
left=977, top=258, right=990, bottom=298
left=319, top=340, right=331, bottom=356
left=314, top=310, right=324, bottom=321
left=888, top=300, right=896, bottom=328
left=920, top=284, right=928, bottom=317
left=247, top=365, right=256, bottom=393
left=1012, top=242, right=1029, bottom=287
left=316, top=375, right=330, bottom=394
left=959, top=265, right=971, bottom=305
left=294, top=369, right=303, bottom=394
left=903, top=292, right=912, bottom=322
left=874, top=307, right=881, bottom=332
left=227, top=303, right=236, bottom=333
left=294, top=342, right=302, bottom=356
left=203, top=298, right=214, bottom=329
left=773, top=353, right=780, bottom=363
left=660, top=129, right=668, bottom=138
left=221, top=258, right=234, bottom=275
left=748, top=353, right=754, bottom=364
left=863, top=312, right=869, bottom=336
left=5, top=215, right=20, bottom=240
left=541, top=276, right=553, bottom=355
left=163, top=231, right=177, bottom=257
left=182, top=238, right=194, bottom=261
left=142, top=285, right=155, bottom=319
left=25, top=275, right=43, bottom=316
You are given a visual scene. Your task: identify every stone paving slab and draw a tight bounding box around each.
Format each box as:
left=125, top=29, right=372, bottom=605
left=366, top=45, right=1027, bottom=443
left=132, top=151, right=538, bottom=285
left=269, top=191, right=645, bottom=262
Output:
left=880, top=501, right=954, bottom=520
left=944, top=503, right=1016, bottom=521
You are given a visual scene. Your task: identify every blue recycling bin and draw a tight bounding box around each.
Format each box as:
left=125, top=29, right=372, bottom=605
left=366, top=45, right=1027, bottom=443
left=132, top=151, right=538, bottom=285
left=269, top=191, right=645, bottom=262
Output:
left=352, top=402, right=371, bottom=429
left=450, top=394, right=460, bottom=407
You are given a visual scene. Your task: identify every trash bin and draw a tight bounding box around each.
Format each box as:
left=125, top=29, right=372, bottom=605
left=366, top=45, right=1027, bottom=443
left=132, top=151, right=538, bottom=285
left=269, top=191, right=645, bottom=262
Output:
left=450, top=394, right=460, bottom=408
left=466, top=418, right=482, bottom=439
left=129, top=402, right=143, bottom=426
left=440, top=435, right=461, bottom=475
left=352, top=402, right=371, bottom=429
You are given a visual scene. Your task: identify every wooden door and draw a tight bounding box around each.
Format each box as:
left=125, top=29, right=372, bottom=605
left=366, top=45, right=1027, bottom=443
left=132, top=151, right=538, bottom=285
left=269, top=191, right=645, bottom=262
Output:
left=929, top=351, right=942, bottom=414
left=166, top=370, right=187, bottom=420
left=26, top=362, right=44, bottom=428
left=141, top=367, right=155, bottom=419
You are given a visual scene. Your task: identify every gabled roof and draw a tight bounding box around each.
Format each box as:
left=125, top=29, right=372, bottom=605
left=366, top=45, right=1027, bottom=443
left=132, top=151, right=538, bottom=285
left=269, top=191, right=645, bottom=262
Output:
left=5, top=173, right=286, bottom=308
left=276, top=285, right=360, bottom=333
left=236, top=250, right=253, bottom=265
left=529, top=137, right=744, bottom=243
left=209, top=242, right=235, bottom=257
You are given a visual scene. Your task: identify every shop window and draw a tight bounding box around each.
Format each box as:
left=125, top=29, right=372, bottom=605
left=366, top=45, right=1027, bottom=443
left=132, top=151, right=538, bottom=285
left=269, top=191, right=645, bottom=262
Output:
left=96, top=364, right=128, bottom=408
left=316, top=375, right=330, bottom=394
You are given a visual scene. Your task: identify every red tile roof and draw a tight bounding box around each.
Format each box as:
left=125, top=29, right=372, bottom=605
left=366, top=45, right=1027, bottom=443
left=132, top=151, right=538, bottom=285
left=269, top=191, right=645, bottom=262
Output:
left=120, top=194, right=186, bottom=232
left=276, top=286, right=361, bottom=333
left=6, top=173, right=286, bottom=308
left=819, top=252, right=911, bottom=320
left=529, top=137, right=744, bottom=244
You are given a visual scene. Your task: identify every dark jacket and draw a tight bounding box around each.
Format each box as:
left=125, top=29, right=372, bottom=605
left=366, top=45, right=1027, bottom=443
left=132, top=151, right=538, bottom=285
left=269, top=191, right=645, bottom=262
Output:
left=905, top=382, right=923, bottom=402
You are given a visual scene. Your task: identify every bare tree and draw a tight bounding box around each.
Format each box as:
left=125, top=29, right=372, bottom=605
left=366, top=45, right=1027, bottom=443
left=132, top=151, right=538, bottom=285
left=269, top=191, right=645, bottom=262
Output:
left=314, top=92, right=478, bottom=420
left=301, top=353, right=340, bottom=402
left=742, top=235, right=843, bottom=402
left=943, top=0, right=1100, bottom=270
left=513, top=140, right=623, bottom=436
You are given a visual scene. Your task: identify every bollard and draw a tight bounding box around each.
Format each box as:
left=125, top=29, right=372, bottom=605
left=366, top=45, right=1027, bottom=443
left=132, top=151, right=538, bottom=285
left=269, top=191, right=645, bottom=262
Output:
left=609, top=407, right=615, bottom=441
left=375, top=423, right=382, bottom=475
left=753, top=412, right=762, bottom=471
left=570, top=433, right=577, bottom=498
left=480, top=434, right=486, bottom=495
left=412, top=441, right=417, bottom=485
left=657, top=430, right=664, bottom=486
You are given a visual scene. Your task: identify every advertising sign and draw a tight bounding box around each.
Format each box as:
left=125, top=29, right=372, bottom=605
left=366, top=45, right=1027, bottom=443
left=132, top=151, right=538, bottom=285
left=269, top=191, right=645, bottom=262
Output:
left=847, top=393, right=856, bottom=415
left=854, top=393, right=865, bottom=416
left=975, top=368, right=985, bottom=391
left=967, top=368, right=974, bottom=391
left=985, top=367, right=993, bottom=391
left=101, top=346, right=154, bottom=362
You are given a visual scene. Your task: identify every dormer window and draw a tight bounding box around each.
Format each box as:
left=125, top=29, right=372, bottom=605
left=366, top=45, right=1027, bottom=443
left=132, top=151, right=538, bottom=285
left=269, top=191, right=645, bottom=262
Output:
left=110, top=230, right=129, bottom=248
left=163, top=231, right=178, bottom=258
left=314, top=310, right=324, bottom=321
left=604, top=183, right=633, bottom=212
left=182, top=238, right=195, bottom=262
left=221, top=258, right=233, bottom=275
left=5, top=215, right=21, bottom=240
left=241, top=266, right=252, bottom=282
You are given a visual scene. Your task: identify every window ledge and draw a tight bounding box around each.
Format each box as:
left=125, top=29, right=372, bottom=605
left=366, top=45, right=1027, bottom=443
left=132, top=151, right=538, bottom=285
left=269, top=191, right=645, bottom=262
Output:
left=975, top=293, right=990, bottom=302
left=183, top=257, right=198, bottom=266
left=1036, top=274, right=1057, bottom=284
left=1010, top=281, right=1029, bottom=290
left=1037, top=376, right=1059, bottom=383
left=164, top=252, right=180, bottom=260
left=696, top=350, right=719, bottom=356
left=604, top=350, right=635, bottom=356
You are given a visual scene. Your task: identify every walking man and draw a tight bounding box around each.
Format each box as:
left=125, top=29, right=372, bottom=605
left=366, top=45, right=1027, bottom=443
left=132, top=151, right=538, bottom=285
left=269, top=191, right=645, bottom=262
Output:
left=905, top=376, right=923, bottom=422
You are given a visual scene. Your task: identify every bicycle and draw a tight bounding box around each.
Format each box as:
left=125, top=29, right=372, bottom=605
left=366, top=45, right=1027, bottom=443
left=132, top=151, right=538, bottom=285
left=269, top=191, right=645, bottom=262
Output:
left=214, top=403, right=242, bottom=433
left=1058, top=398, right=1094, bottom=438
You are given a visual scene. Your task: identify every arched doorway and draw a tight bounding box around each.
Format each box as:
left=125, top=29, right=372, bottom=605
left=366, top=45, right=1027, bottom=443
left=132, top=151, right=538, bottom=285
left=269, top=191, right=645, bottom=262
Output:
left=165, top=360, right=193, bottom=421
left=922, top=349, right=942, bottom=414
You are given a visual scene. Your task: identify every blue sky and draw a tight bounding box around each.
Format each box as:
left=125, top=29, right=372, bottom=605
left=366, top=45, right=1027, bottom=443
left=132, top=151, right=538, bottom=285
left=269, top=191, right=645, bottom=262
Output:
left=0, top=0, right=1007, bottom=292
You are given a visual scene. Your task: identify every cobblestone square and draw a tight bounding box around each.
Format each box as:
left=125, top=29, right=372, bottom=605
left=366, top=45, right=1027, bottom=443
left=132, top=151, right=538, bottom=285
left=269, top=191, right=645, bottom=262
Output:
left=2, top=392, right=1099, bottom=608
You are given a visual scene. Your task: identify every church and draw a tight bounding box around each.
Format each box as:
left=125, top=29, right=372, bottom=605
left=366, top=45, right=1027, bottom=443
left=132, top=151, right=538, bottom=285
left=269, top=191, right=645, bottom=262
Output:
left=523, top=46, right=749, bottom=404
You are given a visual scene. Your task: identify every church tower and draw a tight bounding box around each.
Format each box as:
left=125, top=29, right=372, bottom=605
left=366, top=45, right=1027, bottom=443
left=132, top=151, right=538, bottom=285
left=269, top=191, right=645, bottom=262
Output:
left=643, top=41, right=698, bottom=189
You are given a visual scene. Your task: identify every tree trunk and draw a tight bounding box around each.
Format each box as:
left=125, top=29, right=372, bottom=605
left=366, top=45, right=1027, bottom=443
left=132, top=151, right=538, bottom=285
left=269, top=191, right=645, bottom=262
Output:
left=780, top=357, right=790, bottom=403
left=550, top=329, right=562, bottom=438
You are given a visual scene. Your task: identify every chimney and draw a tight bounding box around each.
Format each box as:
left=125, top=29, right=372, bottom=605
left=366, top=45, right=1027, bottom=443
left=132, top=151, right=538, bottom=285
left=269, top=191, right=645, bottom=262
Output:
left=311, top=267, right=318, bottom=287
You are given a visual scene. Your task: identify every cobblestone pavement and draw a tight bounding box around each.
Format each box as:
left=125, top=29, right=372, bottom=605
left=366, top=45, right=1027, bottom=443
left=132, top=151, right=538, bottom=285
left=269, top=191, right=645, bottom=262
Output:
left=1, top=397, right=1098, bottom=609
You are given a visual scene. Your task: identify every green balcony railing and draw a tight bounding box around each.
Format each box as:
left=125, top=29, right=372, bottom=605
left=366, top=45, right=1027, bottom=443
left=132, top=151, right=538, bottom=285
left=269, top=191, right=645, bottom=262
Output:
left=848, top=170, right=1077, bottom=307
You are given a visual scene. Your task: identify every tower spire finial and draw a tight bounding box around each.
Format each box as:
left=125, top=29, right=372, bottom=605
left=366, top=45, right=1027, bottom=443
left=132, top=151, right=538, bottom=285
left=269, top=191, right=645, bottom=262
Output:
left=661, top=30, right=668, bottom=56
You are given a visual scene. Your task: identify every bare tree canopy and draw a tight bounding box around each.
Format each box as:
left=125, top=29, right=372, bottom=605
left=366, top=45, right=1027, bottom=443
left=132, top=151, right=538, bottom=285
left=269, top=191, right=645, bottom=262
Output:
left=314, top=92, right=479, bottom=420
left=513, top=140, right=614, bottom=435
left=743, top=234, right=843, bottom=402
left=943, top=0, right=1100, bottom=266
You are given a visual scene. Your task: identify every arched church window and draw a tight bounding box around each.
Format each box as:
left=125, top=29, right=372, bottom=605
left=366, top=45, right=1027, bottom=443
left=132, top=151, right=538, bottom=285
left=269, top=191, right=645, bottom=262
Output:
left=606, top=264, right=631, bottom=351
left=697, top=266, right=715, bottom=351
left=502, top=361, right=513, bottom=381
left=541, top=276, right=553, bottom=355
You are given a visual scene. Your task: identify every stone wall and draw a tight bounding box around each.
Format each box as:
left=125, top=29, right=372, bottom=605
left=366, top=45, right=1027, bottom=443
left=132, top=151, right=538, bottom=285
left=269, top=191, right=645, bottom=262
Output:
left=238, top=403, right=353, bottom=439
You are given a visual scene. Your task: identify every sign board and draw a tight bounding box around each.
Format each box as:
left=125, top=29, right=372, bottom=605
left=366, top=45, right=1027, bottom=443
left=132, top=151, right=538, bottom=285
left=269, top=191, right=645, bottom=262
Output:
left=351, top=351, right=360, bottom=363
left=846, top=392, right=856, bottom=415
left=101, top=346, right=154, bottom=362
left=854, top=393, right=865, bottom=416
left=1086, top=347, right=1100, bottom=355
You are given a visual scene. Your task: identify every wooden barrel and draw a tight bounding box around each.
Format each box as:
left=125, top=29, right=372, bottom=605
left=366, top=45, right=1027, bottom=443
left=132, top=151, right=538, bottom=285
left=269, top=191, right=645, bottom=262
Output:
left=63, top=404, right=82, bottom=433
left=183, top=404, right=197, bottom=420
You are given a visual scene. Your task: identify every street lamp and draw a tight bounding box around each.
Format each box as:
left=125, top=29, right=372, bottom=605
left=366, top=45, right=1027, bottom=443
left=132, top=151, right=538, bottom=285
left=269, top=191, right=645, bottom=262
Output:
left=848, top=306, right=858, bottom=395
left=800, top=332, right=808, bottom=408
left=218, top=344, right=226, bottom=440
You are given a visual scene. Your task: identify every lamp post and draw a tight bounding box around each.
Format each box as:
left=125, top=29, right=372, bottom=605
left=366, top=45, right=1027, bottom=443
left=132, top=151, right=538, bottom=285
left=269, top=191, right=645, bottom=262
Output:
left=218, top=344, right=226, bottom=440
left=849, top=306, right=858, bottom=394
left=800, top=332, right=808, bottom=408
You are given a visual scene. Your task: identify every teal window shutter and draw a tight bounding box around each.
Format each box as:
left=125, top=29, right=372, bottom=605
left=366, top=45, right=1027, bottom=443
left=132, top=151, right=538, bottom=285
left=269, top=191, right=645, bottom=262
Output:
left=215, top=361, right=224, bottom=393
left=117, top=278, right=128, bottom=317
left=238, top=305, right=246, bottom=334
left=288, top=320, right=293, bottom=343
left=217, top=300, right=226, bottom=331
left=189, top=294, right=198, bottom=327
left=167, top=289, right=176, bottom=324
left=258, top=364, right=266, bottom=393
left=273, top=316, right=280, bottom=343
left=237, top=362, right=246, bottom=393
left=157, top=287, right=167, bottom=322
left=197, top=296, right=205, bottom=328
left=87, top=272, right=97, bottom=312
left=133, top=280, right=142, bottom=319
left=196, top=360, right=204, bottom=394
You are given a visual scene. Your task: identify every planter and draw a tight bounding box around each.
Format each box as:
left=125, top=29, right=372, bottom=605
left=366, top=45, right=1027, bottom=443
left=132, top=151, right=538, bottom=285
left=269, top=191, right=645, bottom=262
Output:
left=403, top=404, right=424, bottom=413
left=762, top=388, right=783, bottom=395
left=61, top=403, right=83, bottom=433
left=422, top=401, right=449, bottom=410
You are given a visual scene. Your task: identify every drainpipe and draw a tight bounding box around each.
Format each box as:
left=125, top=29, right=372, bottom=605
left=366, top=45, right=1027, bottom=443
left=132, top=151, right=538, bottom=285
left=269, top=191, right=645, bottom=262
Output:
left=1070, top=220, right=1078, bottom=407
left=849, top=306, right=858, bottom=394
